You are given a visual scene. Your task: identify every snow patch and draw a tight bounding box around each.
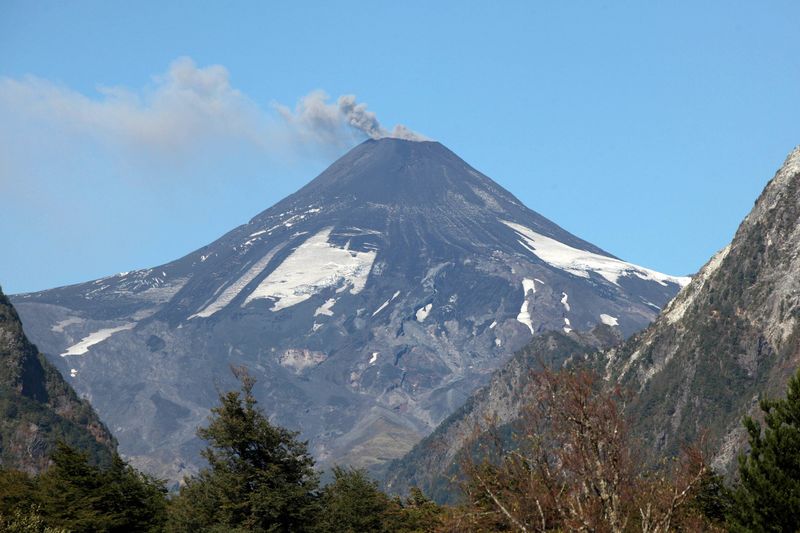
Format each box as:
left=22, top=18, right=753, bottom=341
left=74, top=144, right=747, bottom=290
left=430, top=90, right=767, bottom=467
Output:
left=502, top=221, right=690, bottom=287
left=522, top=278, right=536, bottom=295
left=517, top=301, right=533, bottom=334
left=371, top=291, right=402, bottom=316
left=61, top=323, right=136, bottom=356
left=369, top=352, right=379, bottom=365
left=561, top=292, right=571, bottom=311
left=516, top=279, right=535, bottom=334
left=190, top=243, right=287, bottom=319
left=69, top=369, right=78, bottom=377
left=600, top=314, right=619, bottom=327
left=416, top=303, right=433, bottom=322
left=372, top=300, right=389, bottom=316
left=244, top=228, right=377, bottom=311
left=314, top=298, right=336, bottom=317
left=489, top=320, right=497, bottom=329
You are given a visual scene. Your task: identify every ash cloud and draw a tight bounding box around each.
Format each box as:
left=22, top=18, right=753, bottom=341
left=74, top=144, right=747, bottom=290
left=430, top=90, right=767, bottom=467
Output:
left=276, top=91, right=428, bottom=145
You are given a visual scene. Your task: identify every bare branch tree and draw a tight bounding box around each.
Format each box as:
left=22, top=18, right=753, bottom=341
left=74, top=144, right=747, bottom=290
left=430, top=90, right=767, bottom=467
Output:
left=450, top=366, right=721, bottom=532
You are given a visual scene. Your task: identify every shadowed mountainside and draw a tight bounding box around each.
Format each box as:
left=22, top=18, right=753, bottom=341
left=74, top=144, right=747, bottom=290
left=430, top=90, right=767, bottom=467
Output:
left=0, top=287, right=115, bottom=473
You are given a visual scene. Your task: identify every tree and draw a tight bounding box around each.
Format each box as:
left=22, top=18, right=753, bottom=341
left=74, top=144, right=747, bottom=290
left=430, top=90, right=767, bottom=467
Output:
left=36, top=443, right=107, bottom=531
left=390, top=487, right=445, bottom=532
left=94, top=455, right=168, bottom=532
left=317, top=466, right=393, bottom=532
left=455, top=367, right=715, bottom=532
left=168, top=367, right=320, bottom=532
left=690, top=469, right=733, bottom=527
left=0, top=468, right=37, bottom=517
left=317, top=467, right=444, bottom=533
left=728, top=368, right=800, bottom=532
left=36, top=442, right=167, bottom=532
left=0, top=505, right=66, bottom=533
left=0, top=469, right=61, bottom=533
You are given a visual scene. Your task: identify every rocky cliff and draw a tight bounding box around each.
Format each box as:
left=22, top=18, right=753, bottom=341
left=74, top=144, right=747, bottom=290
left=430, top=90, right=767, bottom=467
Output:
left=0, top=287, right=115, bottom=473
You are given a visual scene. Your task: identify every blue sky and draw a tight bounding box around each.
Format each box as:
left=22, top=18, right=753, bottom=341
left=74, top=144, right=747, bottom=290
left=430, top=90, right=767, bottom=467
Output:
left=1, top=1, right=798, bottom=294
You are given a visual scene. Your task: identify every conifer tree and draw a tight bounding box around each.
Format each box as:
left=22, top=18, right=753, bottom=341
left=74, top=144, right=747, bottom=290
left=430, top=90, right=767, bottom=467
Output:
left=36, top=442, right=167, bottom=532
left=0, top=468, right=37, bottom=517
left=317, top=466, right=392, bottom=532
left=728, top=368, right=800, bottom=532
left=168, top=367, right=320, bottom=532
left=317, top=467, right=443, bottom=533
left=388, top=487, right=445, bottom=533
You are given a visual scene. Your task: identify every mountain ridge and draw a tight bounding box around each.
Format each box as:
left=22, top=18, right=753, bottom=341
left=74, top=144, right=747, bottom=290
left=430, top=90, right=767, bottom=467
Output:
left=608, top=144, right=800, bottom=469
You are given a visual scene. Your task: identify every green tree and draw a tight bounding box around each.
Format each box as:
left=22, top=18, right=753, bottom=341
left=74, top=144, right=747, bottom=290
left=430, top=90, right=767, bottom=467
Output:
left=168, top=367, right=320, bottom=532
left=96, top=455, right=168, bottom=532
left=0, top=469, right=62, bottom=533
left=318, top=466, right=393, bottom=532
left=0, top=505, right=66, bottom=533
left=728, top=368, right=800, bottom=532
left=691, top=469, right=733, bottom=527
left=318, top=466, right=443, bottom=533
left=36, top=442, right=167, bottom=532
left=387, top=487, right=444, bottom=533
left=0, top=468, right=38, bottom=516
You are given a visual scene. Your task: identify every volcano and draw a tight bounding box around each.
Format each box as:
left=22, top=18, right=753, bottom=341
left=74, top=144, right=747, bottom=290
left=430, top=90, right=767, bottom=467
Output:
left=12, top=138, right=687, bottom=483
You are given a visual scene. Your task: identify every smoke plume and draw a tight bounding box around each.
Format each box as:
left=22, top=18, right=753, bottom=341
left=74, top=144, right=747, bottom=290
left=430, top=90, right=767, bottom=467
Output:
left=276, top=91, right=428, bottom=145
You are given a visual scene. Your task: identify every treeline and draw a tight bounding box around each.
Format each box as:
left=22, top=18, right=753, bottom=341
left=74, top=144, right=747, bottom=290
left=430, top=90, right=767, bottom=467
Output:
left=0, top=367, right=445, bottom=533
left=2, top=365, right=800, bottom=532
left=0, top=444, right=166, bottom=532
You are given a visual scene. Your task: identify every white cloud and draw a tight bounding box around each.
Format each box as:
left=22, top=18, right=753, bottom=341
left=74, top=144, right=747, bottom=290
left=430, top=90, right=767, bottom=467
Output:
left=0, top=58, right=268, bottom=156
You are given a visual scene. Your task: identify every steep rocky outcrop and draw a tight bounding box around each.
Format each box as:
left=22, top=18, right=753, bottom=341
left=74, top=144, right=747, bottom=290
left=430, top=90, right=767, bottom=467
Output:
left=607, top=146, right=800, bottom=469
left=0, top=287, right=115, bottom=473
